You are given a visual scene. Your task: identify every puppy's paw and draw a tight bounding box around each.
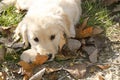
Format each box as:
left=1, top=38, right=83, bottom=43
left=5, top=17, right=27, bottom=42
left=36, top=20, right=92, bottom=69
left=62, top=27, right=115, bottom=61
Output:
left=13, top=33, right=20, bottom=42
left=20, top=49, right=37, bottom=63
left=23, top=41, right=29, bottom=49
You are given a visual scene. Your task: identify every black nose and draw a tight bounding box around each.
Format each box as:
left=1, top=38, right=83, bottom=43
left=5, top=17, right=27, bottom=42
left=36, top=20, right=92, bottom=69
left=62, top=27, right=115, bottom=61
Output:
left=48, top=54, right=53, bottom=60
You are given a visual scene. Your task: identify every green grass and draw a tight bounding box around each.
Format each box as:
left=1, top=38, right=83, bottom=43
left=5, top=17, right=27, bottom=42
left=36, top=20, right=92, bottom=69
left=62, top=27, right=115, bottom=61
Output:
left=0, top=6, right=24, bottom=26
left=80, top=1, right=113, bottom=28
left=4, top=52, right=20, bottom=62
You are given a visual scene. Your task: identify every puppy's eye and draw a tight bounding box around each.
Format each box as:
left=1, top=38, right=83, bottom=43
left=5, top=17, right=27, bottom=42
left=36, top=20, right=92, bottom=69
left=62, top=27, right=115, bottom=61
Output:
left=50, top=35, right=55, bottom=40
left=34, top=37, right=39, bottom=42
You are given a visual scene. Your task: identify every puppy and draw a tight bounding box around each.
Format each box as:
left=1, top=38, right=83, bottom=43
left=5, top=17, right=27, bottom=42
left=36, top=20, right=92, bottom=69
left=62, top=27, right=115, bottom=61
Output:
left=13, top=0, right=82, bottom=60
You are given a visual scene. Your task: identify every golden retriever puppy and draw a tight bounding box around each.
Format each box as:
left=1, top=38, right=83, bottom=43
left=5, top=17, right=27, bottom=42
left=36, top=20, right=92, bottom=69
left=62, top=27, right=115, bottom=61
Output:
left=14, top=0, right=82, bottom=60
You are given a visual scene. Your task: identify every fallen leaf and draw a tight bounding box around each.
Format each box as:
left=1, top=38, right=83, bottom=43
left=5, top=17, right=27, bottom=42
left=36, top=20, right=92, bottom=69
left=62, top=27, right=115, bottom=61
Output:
left=18, top=61, right=34, bottom=80
left=82, top=45, right=97, bottom=55
left=64, top=64, right=87, bottom=79
left=92, top=27, right=104, bottom=35
left=79, top=27, right=93, bottom=38
left=89, top=49, right=98, bottom=63
left=23, top=74, right=30, bottom=80
left=33, top=53, right=48, bottom=65
left=93, top=35, right=106, bottom=49
left=0, top=72, right=7, bottom=80
left=0, top=44, right=6, bottom=61
left=55, top=53, right=69, bottom=61
left=88, top=65, right=98, bottom=73
left=97, top=64, right=111, bottom=70
left=0, top=26, right=14, bottom=37
left=18, top=61, right=34, bottom=71
left=12, top=42, right=24, bottom=49
left=98, top=75, right=105, bottom=80
left=81, top=17, right=89, bottom=30
left=43, top=69, right=75, bottom=80
left=19, top=52, right=48, bottom=80
left=29, top=68, right=46, bottom=80
left=75, top=17, right=104, bottom=39
left=103, top=0, right=118, bottom=6
left=76, top=17, right=92, bottom=38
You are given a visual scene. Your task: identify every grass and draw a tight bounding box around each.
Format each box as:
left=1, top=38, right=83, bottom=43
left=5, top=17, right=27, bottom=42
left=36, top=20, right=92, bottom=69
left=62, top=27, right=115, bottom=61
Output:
left=0, top=6, right=24, bottom=26
left=80, top=1, right=113, bottom=28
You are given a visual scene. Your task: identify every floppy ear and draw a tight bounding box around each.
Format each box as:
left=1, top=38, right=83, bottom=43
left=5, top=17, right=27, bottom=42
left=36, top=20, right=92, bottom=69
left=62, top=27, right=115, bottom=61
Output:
left=58, top=14, right=71, bottom=38
left=59, top=32, right=67, bottom=51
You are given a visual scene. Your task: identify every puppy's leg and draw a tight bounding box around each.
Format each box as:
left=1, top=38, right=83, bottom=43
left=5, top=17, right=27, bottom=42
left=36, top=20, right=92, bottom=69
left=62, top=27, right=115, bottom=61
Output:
left=13, top=22, right=29, bottom=49
left=13, top=24, right=21, bottom=43
left=70, top=24, right=76, bottom=38
left=20, top=24, right=29, bottom=49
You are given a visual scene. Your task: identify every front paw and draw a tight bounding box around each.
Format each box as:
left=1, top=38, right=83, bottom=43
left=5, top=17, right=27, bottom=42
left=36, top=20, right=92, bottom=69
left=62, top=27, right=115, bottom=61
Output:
left=23, top=41, right=29, bottom=49
left=13, top=33, right=20, bottom=43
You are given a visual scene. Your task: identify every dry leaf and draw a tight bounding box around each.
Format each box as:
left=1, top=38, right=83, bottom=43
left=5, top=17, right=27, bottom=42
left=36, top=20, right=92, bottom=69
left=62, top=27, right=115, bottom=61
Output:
left=19, top=49, right=48, bottom=79
left=76, top=17, right=92, bottom=38
left=103, top=0, right=118, bottom=6
left=0, top=45, right=6, bottom=60
left=0, top=72, right=7, bottom=80
left=113, top=5, right=120, bottom=12
left=92, top=27, right=104, bottom=35
left=98, top=75, right=105, bottom=80
left=88, top=66, right=97, bottom=73
left=80, top=27, right=93, bottom=38
left=18, top=61, right=34, bottom=71
left=82, top=45, right=96, bottom=55
left=55, top=53, right=69, bottom=61
left=97, top=64, right=111, bottom=70
left=89, top=49, right=98, bottom=63
left=29, top=68, right=46, bottom=80
left=64, top=64, right=87, bottom=79
left=0, top=26, right=14, bottom=37
left=33, top=53, right=48, bottom=65
left=81, top=17, right=89, bottom=30
left=18, top=61, right=34, bottom=80
left=75, top=18, right=104, bottom=39
left=23, top=74, right=30, bottom=80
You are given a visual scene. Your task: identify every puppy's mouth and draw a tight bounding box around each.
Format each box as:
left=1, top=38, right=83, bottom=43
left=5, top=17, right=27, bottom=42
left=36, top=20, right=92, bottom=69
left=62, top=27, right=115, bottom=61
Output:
left=47, top=54, right=53, bottom=60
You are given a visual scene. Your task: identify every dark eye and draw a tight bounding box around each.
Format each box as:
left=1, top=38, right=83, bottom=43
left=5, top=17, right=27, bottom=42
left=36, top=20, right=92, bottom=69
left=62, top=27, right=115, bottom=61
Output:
left=34, top=37, right=39, bottom=42
left=50, top=35, right=55, bottom=40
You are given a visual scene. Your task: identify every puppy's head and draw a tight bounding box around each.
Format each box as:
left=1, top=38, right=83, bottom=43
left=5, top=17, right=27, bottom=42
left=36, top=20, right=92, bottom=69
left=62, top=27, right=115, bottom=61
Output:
left=23, top=14, right=70, bottom=60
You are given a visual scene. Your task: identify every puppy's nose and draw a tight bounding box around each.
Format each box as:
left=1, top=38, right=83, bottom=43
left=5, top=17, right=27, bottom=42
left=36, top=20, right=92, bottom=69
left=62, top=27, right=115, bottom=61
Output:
left=48, top=53, right=53, bottom=60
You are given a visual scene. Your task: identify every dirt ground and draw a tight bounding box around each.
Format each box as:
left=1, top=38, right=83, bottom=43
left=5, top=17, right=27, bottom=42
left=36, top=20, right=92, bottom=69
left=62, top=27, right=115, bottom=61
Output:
left=0, top=1, right=120, bottom=80
left=0, top=24, right=120, bottom=80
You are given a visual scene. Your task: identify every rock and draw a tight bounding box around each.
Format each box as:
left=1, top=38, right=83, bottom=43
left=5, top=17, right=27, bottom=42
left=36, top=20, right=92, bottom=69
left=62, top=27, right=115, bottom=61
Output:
left=82, top=45, right=98, bottom=63
left=67, top=39, right=81, bottom=51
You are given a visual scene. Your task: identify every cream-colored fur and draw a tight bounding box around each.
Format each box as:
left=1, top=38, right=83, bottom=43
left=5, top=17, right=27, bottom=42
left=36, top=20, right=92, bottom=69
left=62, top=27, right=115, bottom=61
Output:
left=1, top=0, right=82, bottom=61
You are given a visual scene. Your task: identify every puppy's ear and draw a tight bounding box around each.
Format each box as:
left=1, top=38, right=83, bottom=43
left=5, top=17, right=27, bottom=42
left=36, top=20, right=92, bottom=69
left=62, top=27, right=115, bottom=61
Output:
left=58, top=14, right=71, bottom=38
left=59, top=32, right=67, bottom=51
